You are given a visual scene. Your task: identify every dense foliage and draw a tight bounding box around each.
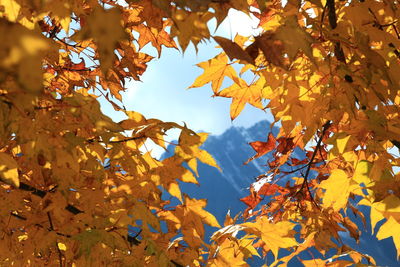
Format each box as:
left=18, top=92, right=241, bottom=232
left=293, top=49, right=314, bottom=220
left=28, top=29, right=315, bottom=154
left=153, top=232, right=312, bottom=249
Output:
left=0, top=0, right=399, bottom=266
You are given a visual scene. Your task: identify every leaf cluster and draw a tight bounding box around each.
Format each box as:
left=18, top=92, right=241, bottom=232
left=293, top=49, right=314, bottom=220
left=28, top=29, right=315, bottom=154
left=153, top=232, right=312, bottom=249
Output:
left=1, top=0, right=400, bottom=266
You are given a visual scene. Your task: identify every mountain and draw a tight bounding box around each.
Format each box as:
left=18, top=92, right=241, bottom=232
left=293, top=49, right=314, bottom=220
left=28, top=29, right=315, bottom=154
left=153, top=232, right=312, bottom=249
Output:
left=178, top=120, right=278, bottom=224
left=163, top=120, right=398, bottom=266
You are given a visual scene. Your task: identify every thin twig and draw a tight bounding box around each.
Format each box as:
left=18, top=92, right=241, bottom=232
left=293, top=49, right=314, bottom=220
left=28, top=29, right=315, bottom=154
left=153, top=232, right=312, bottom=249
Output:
left=47, top=212, right=63, bottom=267
left=300, top=121, right=331, bottom=191
left=292, top=121, right=331, bottom=209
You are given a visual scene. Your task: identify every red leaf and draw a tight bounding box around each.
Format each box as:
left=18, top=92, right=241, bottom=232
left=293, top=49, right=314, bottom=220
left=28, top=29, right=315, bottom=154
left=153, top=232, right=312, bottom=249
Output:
left=240, top=192, right=262, bottom=209
left=244, top=132, right=276, bottom=165
left=276, top=137, right=294, bottom=154
left=70, top=58, right=86, bottom=70
left=258, top=183, right=290, bottom=196
left=258, top=183, right=279, bottom=196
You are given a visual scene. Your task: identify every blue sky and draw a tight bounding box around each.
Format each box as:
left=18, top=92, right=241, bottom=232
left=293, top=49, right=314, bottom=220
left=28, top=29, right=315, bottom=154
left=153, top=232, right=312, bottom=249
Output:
left=100, top=10, right=274, bottom=155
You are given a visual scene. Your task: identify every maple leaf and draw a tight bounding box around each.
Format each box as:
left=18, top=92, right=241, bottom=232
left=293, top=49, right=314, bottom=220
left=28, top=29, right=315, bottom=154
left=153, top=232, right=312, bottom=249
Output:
left=319, top=169, right=350, bottom=211
left=276, top=136, right=294, bottom=154
left=242, top=217, right=297, bottom=258
left=184, top=195, right=220, bottom=228
left=246, top=32, right=289, bottom=69
left=171, top=9, right=213, bottom=52
left=213, top=36, right=255, bottom=65
left=133, top=21, right=177, bottom=56
left=190, top=53, right=237, bottom=94
left=273, top=15, right=314, bottom=62
left=258, top=183, right=282, bottom=196
left=75, top=7, right=128, bottom=74
left=376, top=216, right=400, bottom=258
left=218, top=76, right=266, bottom=120
left=175, top=130, right=220, bottom=175
left=2, top=0, right=400, bottom=265
left=0, top=18, right=54, bottom=93
left=133, top=0, right=166, bottom=29
left=240, top=190, right=262, bottom=210
left=245, top=132, right=276, bottom=164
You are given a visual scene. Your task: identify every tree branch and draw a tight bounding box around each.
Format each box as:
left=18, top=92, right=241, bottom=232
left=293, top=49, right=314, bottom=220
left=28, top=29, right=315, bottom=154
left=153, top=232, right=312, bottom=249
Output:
left=9, top=182, right=143, bottom=246
left=47, top=212, right=63, bottom=267
left=294, top=121, right=331, bottom=208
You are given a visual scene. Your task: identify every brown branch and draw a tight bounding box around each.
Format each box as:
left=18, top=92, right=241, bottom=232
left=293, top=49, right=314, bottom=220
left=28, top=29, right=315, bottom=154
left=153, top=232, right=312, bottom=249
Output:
left=47, top=212, right=54, bottom=230
left=320, top=1, right=328, bottom=26
left=55, top=36, right=85, bottom=49
left=60, top=67, right=92, bottom=72
left=10, top=212, right=27, bottom=221
left=47, top=212, right=63, bottom=267
left=301, top=121, right=331, bottom=189
left=393, top=24, right=400, bottom=39
left=283, top=164, right=308, bottom=175
left=10, top=211, right=71, bottom=238
left=293, top=121, right=331, bottom=208
left=86, top=135, right=146, bottom=144
left=326, top=0, right=337, bottom=29
left=326, top=0, right=346, bottom=63
left=9, top=182, right=143, bottom=247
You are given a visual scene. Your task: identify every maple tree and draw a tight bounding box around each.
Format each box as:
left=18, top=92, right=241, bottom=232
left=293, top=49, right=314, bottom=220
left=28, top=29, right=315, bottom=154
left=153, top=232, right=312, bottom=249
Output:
left=0, top=0, right=399, bottom=266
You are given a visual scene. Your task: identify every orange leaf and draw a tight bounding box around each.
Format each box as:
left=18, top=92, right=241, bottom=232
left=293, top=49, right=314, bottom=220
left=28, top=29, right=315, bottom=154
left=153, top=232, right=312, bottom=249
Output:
left=240, top=190, right=262, bottom=210
left=258, top=183, right=279, bottom=196
left=245, top=132, right=276, bottom=164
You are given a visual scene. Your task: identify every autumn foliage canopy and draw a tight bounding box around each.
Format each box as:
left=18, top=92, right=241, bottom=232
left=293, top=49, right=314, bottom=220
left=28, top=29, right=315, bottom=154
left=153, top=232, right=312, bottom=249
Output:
left=0, top=0, right=399, bottom=266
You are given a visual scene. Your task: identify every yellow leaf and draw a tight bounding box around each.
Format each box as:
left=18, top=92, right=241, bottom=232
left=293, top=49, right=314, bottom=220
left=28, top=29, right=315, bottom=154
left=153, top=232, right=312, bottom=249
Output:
left=175, top=131, right=220, bottom=175
left=119, top=111, right=147, bottom=130
left=208, top=238, right=248, bottom=266
left=0, top=152, right=19, bottom=187
left=239, top=237, right=260, bottom=258
left=376, top=216, right=400, bottom=258
left=218, top=76, right=265, bottom=120
left=0, top=0, right=20, bottom=22
left=358, top=198, right=385, bottom=234
left=168, top=182, right=183, bottom=203
left=242, top=217, right=297, bottom=258
left=301, top=258, right=326, bottom=267
left=335, top=133, right=351, bottom=154
left=59, top=17, right=71, bottom=33
left=374, top=195, right=400, bottom=214
left=301, top=259, right=326, bottom=267
left=190, top=53, right=237, bottom=94
left=0, top=0, right=35, bottom=28
left=370, top=205, right=385, bottom=234
left=181, top=169, right=198, bottom=184
left=184, top=196, right=220, bottom=228
left=370, top=196, right=400, bottom=233
left=320, top=169, right=350, bottom=211
left=353, top=160, right=373, bottom=186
